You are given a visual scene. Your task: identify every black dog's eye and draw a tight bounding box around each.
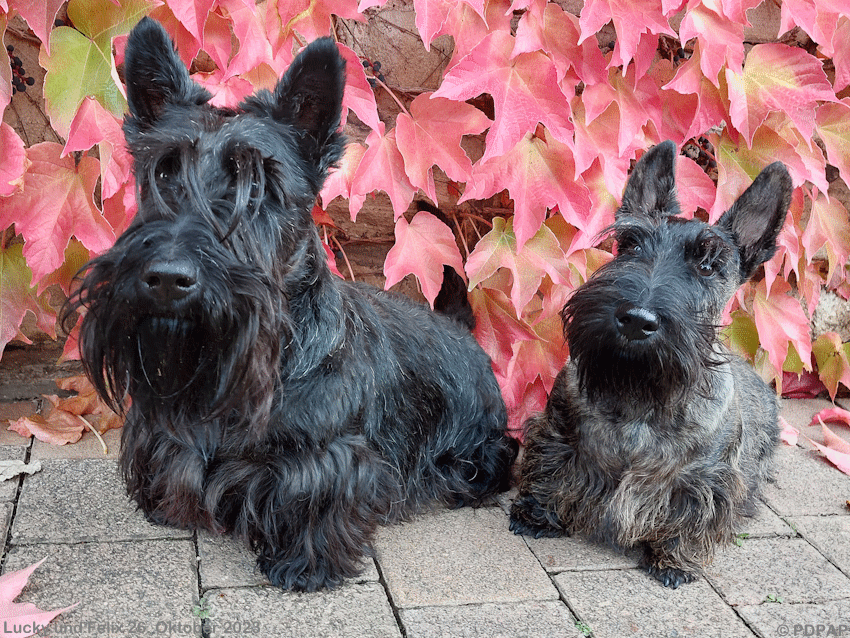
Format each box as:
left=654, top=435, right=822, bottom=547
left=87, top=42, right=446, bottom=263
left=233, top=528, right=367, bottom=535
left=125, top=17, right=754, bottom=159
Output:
left=693, top=236, right=723, bottom=277
left=155, top=153, right=180, bottom=181
left=616, top=235, right=642, bottom=257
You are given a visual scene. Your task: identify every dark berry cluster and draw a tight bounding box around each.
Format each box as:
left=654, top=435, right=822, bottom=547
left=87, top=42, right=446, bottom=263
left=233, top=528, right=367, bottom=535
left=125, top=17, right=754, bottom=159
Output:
left=7, top=45, right=35, bottom=94
left=361, top=59, right=385, bottom=88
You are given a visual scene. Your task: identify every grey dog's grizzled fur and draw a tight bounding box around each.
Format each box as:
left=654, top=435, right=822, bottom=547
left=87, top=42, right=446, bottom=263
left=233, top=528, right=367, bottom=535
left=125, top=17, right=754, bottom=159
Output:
left=509, top=141, right=792, bottom=588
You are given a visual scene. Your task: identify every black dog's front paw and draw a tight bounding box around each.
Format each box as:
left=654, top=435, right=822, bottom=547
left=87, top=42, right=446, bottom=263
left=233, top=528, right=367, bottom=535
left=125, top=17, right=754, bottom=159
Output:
left=509, top=494, right=567, bottom=539
left=644, top=564, right=697, bottom=589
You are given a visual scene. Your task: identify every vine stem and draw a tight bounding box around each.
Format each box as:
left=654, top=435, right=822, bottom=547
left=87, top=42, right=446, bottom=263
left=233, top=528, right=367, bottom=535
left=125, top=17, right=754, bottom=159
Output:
left=331, top=234, right=356, bottom=281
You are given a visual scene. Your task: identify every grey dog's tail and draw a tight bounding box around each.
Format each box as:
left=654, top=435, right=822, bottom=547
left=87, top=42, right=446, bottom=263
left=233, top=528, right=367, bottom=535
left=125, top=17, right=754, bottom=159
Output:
left=415, top=201, right=476, bottom=332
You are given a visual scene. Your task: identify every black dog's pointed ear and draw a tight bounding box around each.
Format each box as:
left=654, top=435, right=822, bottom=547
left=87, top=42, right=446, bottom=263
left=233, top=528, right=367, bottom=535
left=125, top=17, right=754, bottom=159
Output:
left=271, top=37, right=346, bottom=174
left=619, top=140, right=681, bottom=219
left=124, top=17, right=211, bottom=125
left=716, top=162, right=792, bottom=282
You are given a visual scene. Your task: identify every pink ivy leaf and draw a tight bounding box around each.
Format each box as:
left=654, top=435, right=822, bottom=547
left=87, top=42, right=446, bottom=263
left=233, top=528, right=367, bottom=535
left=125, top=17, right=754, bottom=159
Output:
left=433, top=30, right=572, bottom=162
left=338, top=44, right=381, bottom=132
left=779, top=416, right=799, bottom=446
left=751, top=277, right=812, bottom=380
left=0, top=15, right=10, bottom=118
left=0, top=143, right=114, bottom=286
left=0, top=123, right=28, bottom=197
left=804, top=421, right=850, bottom=476
left=10, top=0, right=65, bottom=55
left=802, top=192, right=850, bottom=285
left=414, top=0, right=486, bottom=51
left=460, top=130, right=591, bottom=250
left=320, top=142, right=366, bottom=214
left=148, top=4, right=202, bottom=67
left=167, top=0, right=215, bottom=43
left=396, top=93, right=490, bottom=205
left=675, top=155, right=716, bottom=217
left=63, top=97, right=133, bottom=201
left=679, top=1, right=746, bottom=84
left=469, top=286, right=539, bottom=378
left=193, top=70, right=254, bottom=107
left=383, top=210, right=465, bottom=307
left=465, top=216, right=570, bottom=313
left=273, top=0, right=363, bottom=42
left=0, top=558, right=77, bottom=637
left=664, top=41, right=732, bottom=141
left=321, top=242, right=344, bottom=279
left=810, top=406, right=850, bottom=429
left=513, top=0, right=607, bottom=86
left=217, top=0, right=275, bottom=80
left=815, top=99, right=850, bottom=186
left=578, top=0, right=675, bottom=70
left=726, top=43, right=836, bottom=147
left=350, top=124, right=416, bottom=220
left=440, top=0, right=513, bottom=69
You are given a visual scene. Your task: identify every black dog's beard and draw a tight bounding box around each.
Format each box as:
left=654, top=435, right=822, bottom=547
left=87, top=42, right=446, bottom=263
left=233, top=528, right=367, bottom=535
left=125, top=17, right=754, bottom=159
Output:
left=564, top=278, right=723, bottom=411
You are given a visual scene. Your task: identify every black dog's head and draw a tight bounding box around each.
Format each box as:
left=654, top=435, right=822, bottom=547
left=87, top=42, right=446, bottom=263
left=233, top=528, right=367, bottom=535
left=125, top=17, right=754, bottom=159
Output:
left=564, top=140, right=792, bottom=407
left=64, top=17, right=345, bottom=432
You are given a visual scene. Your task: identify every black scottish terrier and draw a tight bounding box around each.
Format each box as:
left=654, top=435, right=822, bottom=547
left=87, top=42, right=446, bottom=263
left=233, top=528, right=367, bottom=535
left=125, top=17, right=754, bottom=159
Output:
left=64, top=17, right=517, bottom=591
left=510, top=141, right=792, bottom=588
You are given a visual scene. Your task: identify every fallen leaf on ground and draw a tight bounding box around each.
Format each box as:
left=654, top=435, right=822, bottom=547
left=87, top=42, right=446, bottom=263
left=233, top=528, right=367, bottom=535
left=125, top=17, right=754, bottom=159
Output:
left=0, top=460, right=42, bottom=482
left=0, top=558, right=77, bottom=638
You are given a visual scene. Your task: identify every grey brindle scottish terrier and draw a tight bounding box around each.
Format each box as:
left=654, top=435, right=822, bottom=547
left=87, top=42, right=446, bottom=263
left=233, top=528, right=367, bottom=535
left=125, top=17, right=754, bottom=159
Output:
left=509, top=141, right=792, bottom=588
left=64, top=17, right=517, bottom=592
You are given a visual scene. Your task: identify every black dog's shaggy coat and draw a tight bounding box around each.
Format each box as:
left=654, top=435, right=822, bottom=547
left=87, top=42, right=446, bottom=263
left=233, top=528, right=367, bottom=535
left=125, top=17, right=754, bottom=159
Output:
left=509, top=141, right=792, bottom=588
left=65, top=17, right=517, bottom=592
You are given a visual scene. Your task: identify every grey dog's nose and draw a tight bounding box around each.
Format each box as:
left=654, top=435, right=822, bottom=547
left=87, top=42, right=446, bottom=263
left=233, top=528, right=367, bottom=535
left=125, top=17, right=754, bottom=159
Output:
left=141, top=259, right=199, bottom=305
left=615, top=303, right=659, bottom=341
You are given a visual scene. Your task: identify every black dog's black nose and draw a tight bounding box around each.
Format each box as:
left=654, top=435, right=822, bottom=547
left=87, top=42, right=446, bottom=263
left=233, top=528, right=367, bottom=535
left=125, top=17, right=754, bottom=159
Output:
left=141, top=259, right=199, bottom=304
left=615, top=303, right=659, bottom=341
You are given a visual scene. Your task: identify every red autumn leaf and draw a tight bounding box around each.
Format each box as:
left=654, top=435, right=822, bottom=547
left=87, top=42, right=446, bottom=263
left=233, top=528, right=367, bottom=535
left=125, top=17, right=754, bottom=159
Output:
left=802, top=192, right=850, bottom=285
left=815, top=99, right=850, bottom=186
left=810, top=406, right=850, bottom=429
left=830, top=17, right=850, bottom=93
left=395, top=93, right=490, bottom=205
left=216, top=0, right=275, bottom=79
left=63, top=97, right=133, bottom=201
left=466, top=216, right=569, bottom=313
left=578, top=0, right=676, bottom=70
left=778, top=416, right=799, bottom=446
left=805, top=422, right=850, bottom=476
left=726, top=43, right=836, bottom=147
left=0, top=16, right=9, bottom=117
left=0, top=244, right=56, bottom=358
left=350, top=124, right=416, bottom=220
left=664, top=41, right=731, bottom=141
left=0, top=558, right=77, bottom=637
left=675, top=155, right=716, bottom=217
left=0, top=143, right=114, bottom=285
left=338, top=44, right=381, bottom=132
left=193, top=69, right=255, bottom=107
left=148, top=4, right=202, bottom=67
left=167, top=0, right=215, bottom=42
left=272, top=0, right=363, bottom=42
left=460, top=129, right=591, bottom=250
left=679, top=1, right=746, bottom=83
left=0, top=123, right=28, bottom=197
left=447, top=0, right=514, bottom=68
left=570, top=98, right=635, bottom=199
left=512, top=0, right=606, bottom=86
left=320, top=142, right=366, bottom=219
left=469, top=286, right=538, bottom=377
left=751, top=277, right=812, bottom=381
left=383, top=210, right=465, bottom=308
left=12, top=0, right=65, bottom=54
left=433, top=30, right=572, bottom=162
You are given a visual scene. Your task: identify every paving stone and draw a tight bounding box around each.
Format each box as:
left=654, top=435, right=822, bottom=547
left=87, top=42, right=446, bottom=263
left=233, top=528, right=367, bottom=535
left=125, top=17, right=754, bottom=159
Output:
left=0, top=444, right=28, bottom=502
left=197, top=529, right=379, bottom=589
left=523, top=533, right=639, bottom=573
left=707, top=537, right=850, bottom=605
left=375, top=507, right=558, bottom=608
left=737, top=598, right=850, bottom=638
left=400, top=601, right=582, bottom=638
left=205, top=583, right=401, bottom=638
left=4, top=540, right=200, bottom=638
left=31, top=428, right=122, bottom=460
left=780, top=396, right=847, bottom=451
left=555, top=569, right=755, bottom=638
left=12, top=458, right=190, bottom=544
left=739, top=501, right=795, bottom=538
left=762, top=446, right=850, bottom=516
left=795, top=515, right=850, bottom=575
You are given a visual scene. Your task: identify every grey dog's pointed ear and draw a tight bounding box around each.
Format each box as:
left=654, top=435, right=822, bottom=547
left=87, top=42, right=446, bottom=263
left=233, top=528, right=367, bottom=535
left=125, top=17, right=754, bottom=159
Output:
left=716, top=162, right=792, bottom=283
left=270, top=37, right=346, bottom=176
left=619, top=141, right=681, bottom=219
left=124, top=17, right=211, bottom=126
